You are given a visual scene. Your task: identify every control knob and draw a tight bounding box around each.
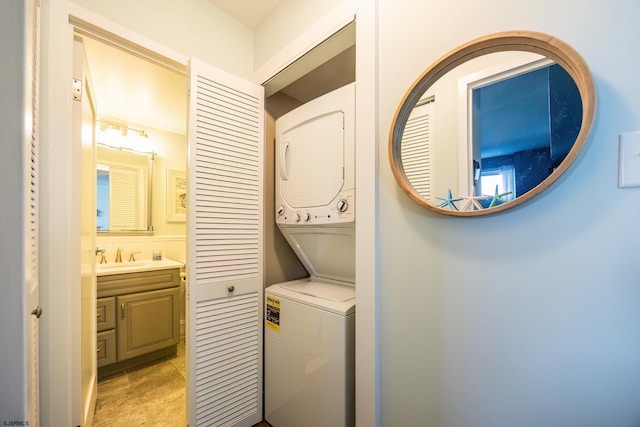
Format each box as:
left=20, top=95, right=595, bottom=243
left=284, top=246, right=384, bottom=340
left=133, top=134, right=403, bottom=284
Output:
left=304, top=212, right=311, bottom=222
left=336, top=199, right=349, bottom=213
left=295, top=212, right=301, bottom=223
left=276, top=205, right=285, bottom=216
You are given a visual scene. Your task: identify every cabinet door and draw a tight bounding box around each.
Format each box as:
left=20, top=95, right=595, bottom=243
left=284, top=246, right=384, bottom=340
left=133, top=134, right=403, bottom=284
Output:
left=117, top=287, right=180, bottom=361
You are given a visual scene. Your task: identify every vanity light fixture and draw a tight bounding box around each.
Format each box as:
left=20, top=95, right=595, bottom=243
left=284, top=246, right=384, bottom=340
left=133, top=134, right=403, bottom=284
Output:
left=98, top=119, right=149, bottom=151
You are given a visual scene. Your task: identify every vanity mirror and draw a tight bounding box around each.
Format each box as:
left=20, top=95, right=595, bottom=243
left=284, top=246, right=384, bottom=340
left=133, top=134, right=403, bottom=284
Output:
left=389, top=31, right=595, bottom=216
left=96, top=144, right=154, bottom=234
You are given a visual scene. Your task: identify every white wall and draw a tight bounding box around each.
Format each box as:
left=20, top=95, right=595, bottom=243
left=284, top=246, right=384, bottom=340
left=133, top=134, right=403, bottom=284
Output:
left=379, top=0, right=640, bottom=426
left=253, top=0, right=350, bottom=70
left=0, top=0, right=30, bottom=421
left=70, top=0, right=254, bottom=77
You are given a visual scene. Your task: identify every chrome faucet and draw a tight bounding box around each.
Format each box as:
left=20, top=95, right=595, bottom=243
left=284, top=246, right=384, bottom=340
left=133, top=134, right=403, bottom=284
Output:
left=115, top=247, right=123, bottom=263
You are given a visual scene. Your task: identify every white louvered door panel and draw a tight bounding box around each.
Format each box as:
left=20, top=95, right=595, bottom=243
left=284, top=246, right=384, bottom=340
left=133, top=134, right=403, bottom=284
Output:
left=187, top=57, right=264, bottom=427
left=401, top=101, right=434, bottom=201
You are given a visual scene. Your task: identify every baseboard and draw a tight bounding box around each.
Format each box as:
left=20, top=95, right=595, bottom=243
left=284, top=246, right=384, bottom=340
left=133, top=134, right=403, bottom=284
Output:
left=98, top=345, right=177, bottom=378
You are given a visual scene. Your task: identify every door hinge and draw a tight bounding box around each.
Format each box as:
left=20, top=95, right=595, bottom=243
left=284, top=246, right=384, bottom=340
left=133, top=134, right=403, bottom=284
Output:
left=72, top=78, right=82, bottom=101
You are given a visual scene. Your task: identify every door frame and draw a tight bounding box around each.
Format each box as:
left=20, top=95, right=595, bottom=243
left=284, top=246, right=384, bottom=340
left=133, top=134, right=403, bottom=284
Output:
left=249, top=2, right=379, bottom=425
left=40, top=3, right=188, bottom=425
left=40, top=1, right=378, bottom=426
left=72, top=34, right=99, bottom=426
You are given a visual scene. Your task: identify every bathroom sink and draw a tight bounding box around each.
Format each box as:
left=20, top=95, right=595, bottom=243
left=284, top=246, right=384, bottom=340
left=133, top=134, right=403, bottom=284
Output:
left=96, top=258, right=184, bottom=276
left=98, top=260, right=151, bottom=269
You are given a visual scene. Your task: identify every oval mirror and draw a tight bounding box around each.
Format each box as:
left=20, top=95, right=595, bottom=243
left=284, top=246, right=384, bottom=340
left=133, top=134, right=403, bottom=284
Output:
left=389, top=31, right=595, bottom=216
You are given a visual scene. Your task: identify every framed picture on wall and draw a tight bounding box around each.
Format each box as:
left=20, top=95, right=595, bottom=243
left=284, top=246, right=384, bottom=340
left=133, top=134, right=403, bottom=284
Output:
left=167, top=169, right=187, bottom=222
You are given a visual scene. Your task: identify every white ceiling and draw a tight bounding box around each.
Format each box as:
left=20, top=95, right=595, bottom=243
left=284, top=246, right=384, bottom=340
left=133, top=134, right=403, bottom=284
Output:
left=207, top=0, right=284, bottom=28
left=82, top=37, right=188, bottom=136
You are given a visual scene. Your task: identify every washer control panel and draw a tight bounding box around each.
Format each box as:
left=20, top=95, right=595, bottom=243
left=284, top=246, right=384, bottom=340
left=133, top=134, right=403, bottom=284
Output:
left=276, top=190, right=354, bottom=225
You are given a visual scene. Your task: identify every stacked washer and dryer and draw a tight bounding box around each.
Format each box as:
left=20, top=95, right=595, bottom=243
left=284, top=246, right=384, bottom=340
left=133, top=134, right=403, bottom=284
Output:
left=265, top=82, right=356, bottom=427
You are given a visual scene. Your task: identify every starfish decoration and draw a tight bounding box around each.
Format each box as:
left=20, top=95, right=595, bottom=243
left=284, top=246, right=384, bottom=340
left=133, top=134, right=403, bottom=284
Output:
left=485, top=185, right=512, bottom=208
left=436, top=189, right=462, bottom=211
left=458, top=190, right=489, bottom=211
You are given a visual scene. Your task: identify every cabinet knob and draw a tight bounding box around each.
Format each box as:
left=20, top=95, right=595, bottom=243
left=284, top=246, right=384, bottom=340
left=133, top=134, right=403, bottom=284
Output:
left=228, top=285, right=235, bottom=293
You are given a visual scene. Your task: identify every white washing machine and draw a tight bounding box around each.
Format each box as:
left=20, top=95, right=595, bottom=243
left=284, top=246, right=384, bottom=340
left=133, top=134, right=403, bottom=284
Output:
left=265, top=279, right=355, bottom=427
left=266, top=83, right=356, bottom=427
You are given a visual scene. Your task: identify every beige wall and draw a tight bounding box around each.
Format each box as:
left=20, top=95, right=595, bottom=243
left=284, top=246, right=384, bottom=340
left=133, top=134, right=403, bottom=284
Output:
left=146, top=126, right=187, bottom=237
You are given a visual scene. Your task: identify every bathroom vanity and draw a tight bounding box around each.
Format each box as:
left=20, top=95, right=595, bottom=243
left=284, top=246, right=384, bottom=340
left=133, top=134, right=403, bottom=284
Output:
left=96, top=259, right=183, bottom=375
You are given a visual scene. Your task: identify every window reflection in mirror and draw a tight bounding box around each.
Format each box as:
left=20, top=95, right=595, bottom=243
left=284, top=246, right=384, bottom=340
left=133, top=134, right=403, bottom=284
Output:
left=96, top=144, right=154, bottom=234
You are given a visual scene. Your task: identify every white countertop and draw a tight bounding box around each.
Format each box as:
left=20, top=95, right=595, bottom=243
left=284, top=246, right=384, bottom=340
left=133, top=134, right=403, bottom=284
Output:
left=96, top=258, right=184, bottom=276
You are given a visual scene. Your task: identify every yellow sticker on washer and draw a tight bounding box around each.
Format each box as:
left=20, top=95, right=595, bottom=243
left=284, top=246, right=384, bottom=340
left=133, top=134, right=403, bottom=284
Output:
left=266, top=295, right=281, bottom=333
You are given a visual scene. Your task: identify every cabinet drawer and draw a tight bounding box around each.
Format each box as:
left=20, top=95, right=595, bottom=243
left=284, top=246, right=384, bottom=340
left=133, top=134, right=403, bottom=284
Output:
left=97, top=329, right=116, bottom=368
left=97, top=268, right=180, bottom=298
left=97, top=297, right=116, bottom=332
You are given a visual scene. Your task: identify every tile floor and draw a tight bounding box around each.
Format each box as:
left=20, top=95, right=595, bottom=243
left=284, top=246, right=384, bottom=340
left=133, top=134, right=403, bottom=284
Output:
left=92, top=341, right=187, bottom=426
left=92, top=340, right=271, bottom=426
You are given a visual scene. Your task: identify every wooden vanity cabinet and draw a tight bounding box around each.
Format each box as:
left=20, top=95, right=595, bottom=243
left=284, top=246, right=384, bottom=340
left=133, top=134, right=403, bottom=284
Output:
left=97, top=268, right=180, bottom=371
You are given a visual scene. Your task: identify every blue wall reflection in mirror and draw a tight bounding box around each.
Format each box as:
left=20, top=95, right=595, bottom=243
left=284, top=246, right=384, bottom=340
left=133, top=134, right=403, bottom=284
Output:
left=473, top=64, right=582, bottom=207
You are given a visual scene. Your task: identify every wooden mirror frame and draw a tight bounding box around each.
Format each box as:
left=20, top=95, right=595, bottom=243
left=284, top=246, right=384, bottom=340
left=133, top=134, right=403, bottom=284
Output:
left=389, top=31, right=596, bottom=216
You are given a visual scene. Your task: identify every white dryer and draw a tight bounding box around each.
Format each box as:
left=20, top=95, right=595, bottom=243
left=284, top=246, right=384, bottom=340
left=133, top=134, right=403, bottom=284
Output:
left=275, top=82, right=355, bottom=226
left=266, top=83, right=356, bottom=427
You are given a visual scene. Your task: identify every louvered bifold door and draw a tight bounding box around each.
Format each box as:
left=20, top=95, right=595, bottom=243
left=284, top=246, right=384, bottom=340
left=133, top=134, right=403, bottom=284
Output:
left=401, top=100, right=434, bottom=201
left=187, top=57, right=264, bottom=427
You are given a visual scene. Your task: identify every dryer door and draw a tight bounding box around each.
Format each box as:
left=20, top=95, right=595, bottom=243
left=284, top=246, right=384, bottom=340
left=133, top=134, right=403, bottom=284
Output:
left=280, top=110, right=344, bottom=208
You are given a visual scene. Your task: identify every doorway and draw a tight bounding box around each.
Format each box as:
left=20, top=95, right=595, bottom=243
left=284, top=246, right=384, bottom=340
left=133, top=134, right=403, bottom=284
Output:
left=77, top=32, right=189, bottom=425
